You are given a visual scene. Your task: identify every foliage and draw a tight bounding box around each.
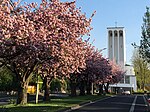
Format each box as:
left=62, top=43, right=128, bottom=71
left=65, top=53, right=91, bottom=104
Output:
left=0, top=66, right=17, bottom=91
left=73, top=45, right=125, bottom=95
left=0, top=0, right=125, bottom=104
left=50, top=78, right=61, bottom=92
left=109, top=60, right=125, bottom=84
left=28, top=73, right=37, bottom=86
left=0, top=0, right=94, bottom=104
left=131, top=48, right=150, bottom=90
left=50, top=78, right=67, bottom=93
left=79, top=45, right=111, bottom=84
left=83, top=45, right=125, bottom=85
left=132, top=7, right=150, bottom=91
left=33, top=0, right=94, bottom=100
left=138, top=7, right=150, bottom=62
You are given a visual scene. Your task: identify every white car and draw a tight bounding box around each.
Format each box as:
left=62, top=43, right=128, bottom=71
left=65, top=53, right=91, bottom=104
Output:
left=122, top=91, right=130, bottom=95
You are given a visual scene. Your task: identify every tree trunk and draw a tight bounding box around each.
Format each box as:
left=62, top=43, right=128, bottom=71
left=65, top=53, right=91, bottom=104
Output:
left=86, top=81, right=92, bottom=95
left=104, top=82, right=110, bottom=94
left=141, top=82, right=145, bottom=91
left=43, top=77, right=50, bottom=101
left=17, top=81, right=29, bottom=105
left=79, top=80, right=85, bottom=96
left=70, top=81, right=77, bottom=97
left=98, top=84, right=103, bottom=95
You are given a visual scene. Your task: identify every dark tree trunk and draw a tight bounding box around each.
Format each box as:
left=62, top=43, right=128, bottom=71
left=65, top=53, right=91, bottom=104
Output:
left=79, top=80, right=85, bottom=96
left=17, top=81, right=29, bottom=105
left=98, top=84, right=103, bottom=95
left=70, top=81, right=77, bottom=97
left=104, top=82, right=110, bottom=94
left=43, top=77, right=50, bottom=101
left=141, top=82, right=145, bottom=91
left=86, top=81, right=92, bottom=95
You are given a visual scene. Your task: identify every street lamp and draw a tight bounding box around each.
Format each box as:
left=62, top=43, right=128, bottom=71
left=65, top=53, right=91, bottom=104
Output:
left=100, top=48, right=107, bottom=52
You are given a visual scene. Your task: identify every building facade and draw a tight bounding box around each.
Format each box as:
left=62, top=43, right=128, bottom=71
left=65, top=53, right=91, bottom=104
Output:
left=107, top=27, right=137, bottom=93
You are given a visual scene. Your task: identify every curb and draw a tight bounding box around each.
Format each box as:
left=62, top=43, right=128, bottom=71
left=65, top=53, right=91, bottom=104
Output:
left=57, top=107, right=71, bottom=112
left=57, top=96, right=113, bottom=112
left=56, top=101, right=91, bottom=112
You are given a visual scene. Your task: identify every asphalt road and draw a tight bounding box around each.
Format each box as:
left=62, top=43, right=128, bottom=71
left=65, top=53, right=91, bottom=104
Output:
left=69, top=95, right=149, bottom=112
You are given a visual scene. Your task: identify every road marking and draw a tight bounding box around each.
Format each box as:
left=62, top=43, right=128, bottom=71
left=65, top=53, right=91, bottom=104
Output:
left=129, top=95, right=137, bottom=112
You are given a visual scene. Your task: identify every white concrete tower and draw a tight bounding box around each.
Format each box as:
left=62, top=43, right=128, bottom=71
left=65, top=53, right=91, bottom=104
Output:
left=107, top=27, right=126, bottom=66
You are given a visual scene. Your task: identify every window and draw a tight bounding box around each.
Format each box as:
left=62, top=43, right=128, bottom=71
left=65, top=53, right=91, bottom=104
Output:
left=114, top=30, right=118, bottom=37
left=109, top=30, right=112, bottom=37
left=119, top=30, right=123, bottom=37
left=125, top=76, right=130, bottom=84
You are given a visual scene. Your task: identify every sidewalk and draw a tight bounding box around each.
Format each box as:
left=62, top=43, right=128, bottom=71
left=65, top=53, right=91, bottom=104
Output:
left=0, top=102, right=9, bottom=105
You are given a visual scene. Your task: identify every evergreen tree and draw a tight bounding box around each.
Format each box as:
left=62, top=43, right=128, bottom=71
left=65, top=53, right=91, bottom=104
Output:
left=139, top=7, right=150, bottom=62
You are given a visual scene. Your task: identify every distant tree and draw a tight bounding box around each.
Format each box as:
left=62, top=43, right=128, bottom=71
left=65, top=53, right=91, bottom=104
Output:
left=131, top=49, right=150, bottom=91
left=68, top=45, right=125, bottom=96
left=50, top=78, right=61, bottom=93
left=109, top=61, right=125, bottom=84
left=102, top=60, right=125, bottom=94
left=68, top=45, right=110, bottom=96
left=0, top=66, right=17, bottom=91
left=78, top=45, right=112, bottom=95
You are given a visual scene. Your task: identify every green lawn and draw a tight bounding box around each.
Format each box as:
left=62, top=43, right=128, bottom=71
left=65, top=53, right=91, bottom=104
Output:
left=0, top=95, right=110, bottom=112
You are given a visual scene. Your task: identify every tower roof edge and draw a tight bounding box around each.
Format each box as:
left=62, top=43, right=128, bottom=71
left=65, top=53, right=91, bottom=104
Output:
left=107, top=27, right=124, bottom=29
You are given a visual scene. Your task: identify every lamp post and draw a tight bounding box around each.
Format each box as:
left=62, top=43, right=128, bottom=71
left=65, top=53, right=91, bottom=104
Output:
left=100, top=48, right=107, bottom=52
left=35, top=75, right=43, bottom=104
left=36, top=75, right=39, bottom=104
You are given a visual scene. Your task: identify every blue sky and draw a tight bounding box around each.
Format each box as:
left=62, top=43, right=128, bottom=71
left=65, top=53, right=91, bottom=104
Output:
left=23, top=0, right=149, bottom=64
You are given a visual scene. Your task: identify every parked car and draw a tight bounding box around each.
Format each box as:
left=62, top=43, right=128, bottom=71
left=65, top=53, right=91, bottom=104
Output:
left=147, top=98, right=150, bottom=104
left=147, top=98, right=150, bottom=111
left=122, top=91, right=131, bottom=95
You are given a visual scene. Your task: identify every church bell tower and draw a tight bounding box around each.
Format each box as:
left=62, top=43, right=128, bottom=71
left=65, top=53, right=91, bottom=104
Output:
left=107, top=27, right=126, bottom=66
